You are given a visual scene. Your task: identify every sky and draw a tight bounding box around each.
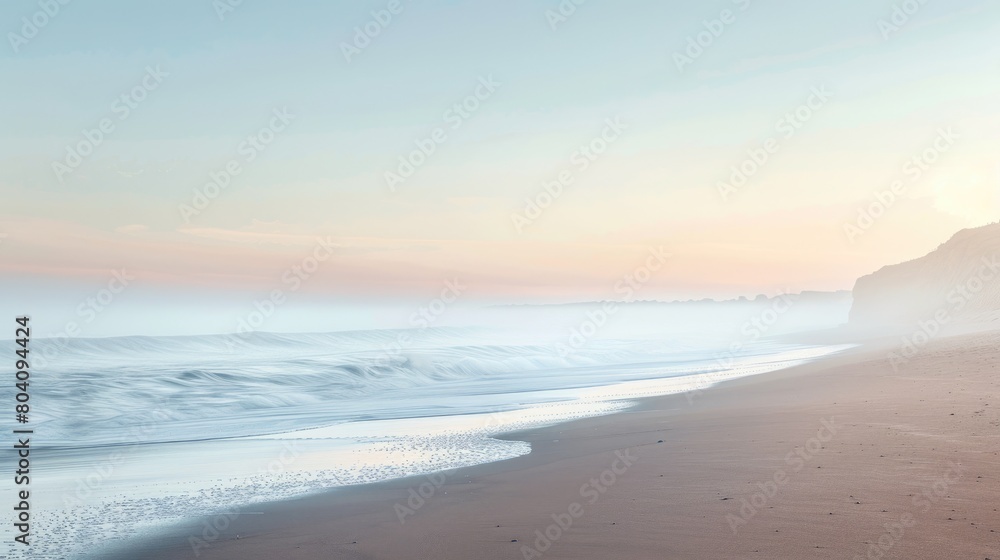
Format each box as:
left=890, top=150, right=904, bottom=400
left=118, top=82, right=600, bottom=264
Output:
left=1, top=0, right=999, bottom=336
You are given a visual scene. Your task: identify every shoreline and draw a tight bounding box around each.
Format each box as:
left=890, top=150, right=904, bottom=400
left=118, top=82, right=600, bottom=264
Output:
left=106, top=331, right=999, bottom=559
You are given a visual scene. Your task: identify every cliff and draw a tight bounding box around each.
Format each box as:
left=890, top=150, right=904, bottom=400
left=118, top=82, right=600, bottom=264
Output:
left=849, top=222, right=1000, bottom=330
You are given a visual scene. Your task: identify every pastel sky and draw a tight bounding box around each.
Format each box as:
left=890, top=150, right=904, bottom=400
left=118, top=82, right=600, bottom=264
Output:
left=2, top=0, right=1000, bottom=335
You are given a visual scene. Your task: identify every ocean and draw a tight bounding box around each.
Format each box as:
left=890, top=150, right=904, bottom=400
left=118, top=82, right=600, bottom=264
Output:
left=0, top=299, right=852, bottom=559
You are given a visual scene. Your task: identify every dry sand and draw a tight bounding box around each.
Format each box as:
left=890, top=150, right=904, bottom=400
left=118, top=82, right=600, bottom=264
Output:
left=116, top=331, right=1000, bottom=560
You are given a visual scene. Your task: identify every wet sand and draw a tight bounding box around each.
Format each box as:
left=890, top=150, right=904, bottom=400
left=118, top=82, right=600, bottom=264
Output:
left=112, top=331, right=1000, bottom=560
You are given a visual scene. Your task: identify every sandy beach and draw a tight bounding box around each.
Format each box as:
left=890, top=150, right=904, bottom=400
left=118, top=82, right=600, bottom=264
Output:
left=111, top=329, right=1000, bottom=560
